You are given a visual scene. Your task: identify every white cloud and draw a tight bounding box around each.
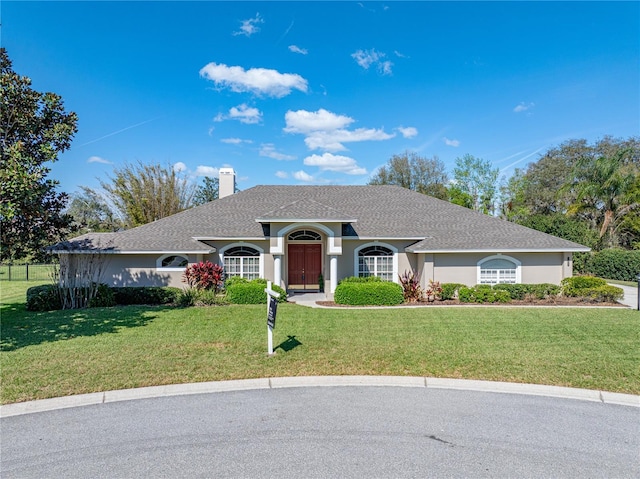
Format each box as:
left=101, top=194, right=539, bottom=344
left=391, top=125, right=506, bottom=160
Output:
left=394, top=50, right=408, bottom=58
left=379, top=60, right=393, bottom=75
left=259, top=143, right=296, bottom=161
left=87, top=156, right=112, bottom=164
left=443, top=137, right=460, bottom=147
left=194, top=166, right=220, bottom=177
left=303, top=153, right=367, bottom=175
left=275, top=171, right=289, bottom=179
left=228, top=104, right=262, bottom=124
left=351, top=49, right=393, bottom=75
left=397, top=126, right=418, bottom=138
left=304, top=128, right=395, bottom=152
left=221, top=137, right=252, bottom=144
left=173, top=161, right=188, bottom=172
left=200, top=62, right=308, bottom=98
left=284, top=108, right=395, bottom=152
left=288, top=45, right=308, bottom=55
left=514, top=102, right=535, bottom=113
left=233, top=13, right=263, bottom=37
left=293, top=170, right=314, bottom=182
left=284, top=108, right=354, bottom=134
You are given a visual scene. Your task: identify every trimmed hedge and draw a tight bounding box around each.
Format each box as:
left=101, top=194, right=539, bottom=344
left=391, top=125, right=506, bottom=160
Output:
left=492, top=283, right=560, bottom=300
left=561, top=276, right=623, bottom=302
left=560, top=276, right=607, bottom=296
left=111, top=287, right=180, bottom=305
left=458, top=285, right=511, bottom=304
left=26, top=284, right=62, bottom=311
left=334, top=280, right=404, bottom=306
left=26, top=285, right=179, bottom=311
left=586, top=249, right=640, bottom=282
left=225, top=279, right=287, bottom=304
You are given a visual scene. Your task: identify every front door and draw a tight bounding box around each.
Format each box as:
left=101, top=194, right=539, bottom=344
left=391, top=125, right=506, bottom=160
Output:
left=287, top=244, right=322, bottom=290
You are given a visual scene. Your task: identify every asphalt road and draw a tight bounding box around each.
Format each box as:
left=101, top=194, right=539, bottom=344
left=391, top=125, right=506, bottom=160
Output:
left=2, top=387, right=638, bottom=478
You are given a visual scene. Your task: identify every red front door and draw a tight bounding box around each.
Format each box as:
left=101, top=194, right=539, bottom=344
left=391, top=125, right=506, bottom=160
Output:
left=288, top=244, right=322, bottom=290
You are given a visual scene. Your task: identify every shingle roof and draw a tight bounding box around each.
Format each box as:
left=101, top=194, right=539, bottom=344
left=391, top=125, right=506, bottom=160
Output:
left=52, top=185, right=589, bottom=253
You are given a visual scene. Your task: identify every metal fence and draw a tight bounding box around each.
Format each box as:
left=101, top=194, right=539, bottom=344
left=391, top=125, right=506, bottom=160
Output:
left=0, top=264, right=59, bottom=281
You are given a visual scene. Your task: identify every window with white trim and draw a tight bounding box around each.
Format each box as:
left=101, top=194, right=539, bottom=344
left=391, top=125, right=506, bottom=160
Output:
left=157, top=254, right=189, bottom=270
left=223, top=246, right=260, bottom=280
left=478, top=257, right=519, bottom=284
left=358, top=245, right=394, bottom=281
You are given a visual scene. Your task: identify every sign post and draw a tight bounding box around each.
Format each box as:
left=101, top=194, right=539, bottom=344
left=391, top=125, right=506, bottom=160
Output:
left=265, top=281, right=281, bottom=356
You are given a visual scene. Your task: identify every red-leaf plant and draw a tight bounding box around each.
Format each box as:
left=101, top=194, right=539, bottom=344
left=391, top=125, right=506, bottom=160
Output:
left=399, top=269, right=422, bottom=302
left=182, top=261, right=224, bottom=293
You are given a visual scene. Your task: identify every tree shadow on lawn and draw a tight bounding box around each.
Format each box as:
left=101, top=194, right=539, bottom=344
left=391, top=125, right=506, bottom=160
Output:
left=0, top=303, right=167, bottom=352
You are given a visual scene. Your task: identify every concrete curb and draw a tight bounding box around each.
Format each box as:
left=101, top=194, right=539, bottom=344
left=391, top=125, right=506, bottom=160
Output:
left=1, top=376, right=638, bottom=417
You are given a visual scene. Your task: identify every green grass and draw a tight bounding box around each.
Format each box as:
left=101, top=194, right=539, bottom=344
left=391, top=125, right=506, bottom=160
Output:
left=1, top=281, right=639, bottom=404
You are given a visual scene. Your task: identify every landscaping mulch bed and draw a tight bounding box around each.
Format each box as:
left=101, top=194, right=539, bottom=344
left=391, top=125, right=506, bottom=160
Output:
left=316, top=298, right=626, bottom=308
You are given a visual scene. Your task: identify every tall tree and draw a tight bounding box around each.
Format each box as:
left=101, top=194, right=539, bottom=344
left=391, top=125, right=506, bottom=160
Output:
left=193, top=176, right=219, bottom=206
left=452, top=154, right=500, bottom=214
left=368, top=151, right=449, bottom=200
left=0, top=48, right=78, bottom=262
left=100, top=161, right=195, bottom=228
left=66, top=186, right=122, bottom=233
left=564, top=138, right=640, bottom=248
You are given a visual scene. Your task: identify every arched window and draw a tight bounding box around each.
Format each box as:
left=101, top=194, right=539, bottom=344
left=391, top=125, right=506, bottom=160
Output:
left=478, top=255, right=521, bottom=284
left=357, top=244, right=395, bottom=281
left=157, top=254, right=189, bottom=270
left=288, top=230, right=322, bottom=241
left=222, top=245, right=261, bottom=280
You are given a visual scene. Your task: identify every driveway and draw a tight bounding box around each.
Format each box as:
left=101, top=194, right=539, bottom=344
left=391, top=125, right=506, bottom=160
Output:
left=2, top=380, right=638, bottom=478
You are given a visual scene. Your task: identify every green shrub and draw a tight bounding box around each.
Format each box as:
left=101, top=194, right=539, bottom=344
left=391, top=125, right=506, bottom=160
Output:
left=226, top=279, right=287, bottom=304
left=26, top=284, right=62, bottom=311
left=88, top=283, right=116, bottom=308
left=339, top=276, right=383, bottom=283
left=224, top=276, right=249, bottom=288
left=530, top=283, right=561, bottom=299
left=458, top=285, right=512, bottom=304
left=586, top=249, right=640, bottom=282
left=440, top=283, right=466, bottom=300
left=579, top=285, right=624, bottom=303
left=111, top=287, right=180, bottom=305
left=492, top=283, right=561, bottom=300
left=492, top=284, right=530, bottom=300
left=334, top=281, right=404, bottom=306
left=178, top=287, right=229, bottom=307
left=561, top=276, right=607, bottom=297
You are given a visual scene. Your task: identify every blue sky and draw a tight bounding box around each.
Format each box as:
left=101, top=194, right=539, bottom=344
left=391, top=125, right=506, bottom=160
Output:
left=3, top=1, right=639, bottom=195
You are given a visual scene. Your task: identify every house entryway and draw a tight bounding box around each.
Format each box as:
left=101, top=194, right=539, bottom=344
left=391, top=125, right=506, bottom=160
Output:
left=287, top=243, right=322, bottom=290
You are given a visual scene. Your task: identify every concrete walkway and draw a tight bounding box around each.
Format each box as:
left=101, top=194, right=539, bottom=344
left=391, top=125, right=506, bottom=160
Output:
left=613, top=283, right=638, bottom=309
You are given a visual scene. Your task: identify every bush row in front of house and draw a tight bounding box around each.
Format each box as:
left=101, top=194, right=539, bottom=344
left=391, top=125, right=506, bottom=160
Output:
left=440, top=278, right=622, bottom=304
left=26, top=284, right=182, bottom=311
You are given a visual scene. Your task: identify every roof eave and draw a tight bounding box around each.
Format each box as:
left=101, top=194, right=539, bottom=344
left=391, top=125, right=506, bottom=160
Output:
left=405, top=247, right=591, bottom=254
left=255, top=218, right=358, bottom=223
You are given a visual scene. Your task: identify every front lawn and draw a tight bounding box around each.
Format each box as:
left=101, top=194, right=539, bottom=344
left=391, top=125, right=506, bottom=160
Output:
left=1, top=281, right=639, bottom=403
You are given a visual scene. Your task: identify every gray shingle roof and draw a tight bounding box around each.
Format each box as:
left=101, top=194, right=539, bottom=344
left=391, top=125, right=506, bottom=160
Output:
left=52, top=185, right=589, bottom=253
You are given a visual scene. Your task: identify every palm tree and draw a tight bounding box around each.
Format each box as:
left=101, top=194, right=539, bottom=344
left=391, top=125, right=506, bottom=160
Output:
left=567, top=148, right=639, bottom=248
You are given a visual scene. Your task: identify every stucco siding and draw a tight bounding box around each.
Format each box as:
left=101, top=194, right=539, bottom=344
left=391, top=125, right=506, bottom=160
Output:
left=426, top=252, right=568, bottom=286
